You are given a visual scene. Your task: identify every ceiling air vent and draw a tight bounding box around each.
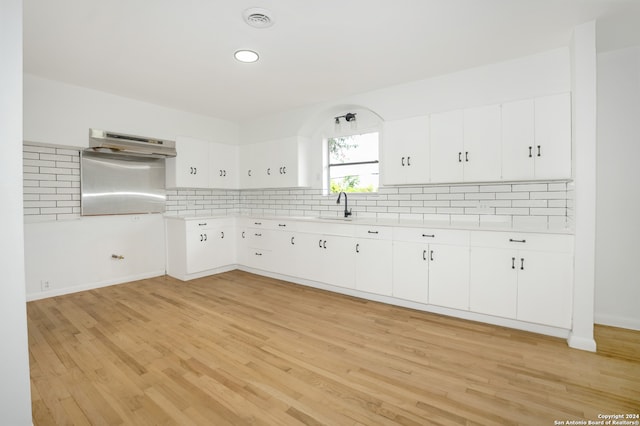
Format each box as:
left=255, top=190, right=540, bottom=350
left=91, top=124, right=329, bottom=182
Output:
left=243, top=8, right=275, bottom=29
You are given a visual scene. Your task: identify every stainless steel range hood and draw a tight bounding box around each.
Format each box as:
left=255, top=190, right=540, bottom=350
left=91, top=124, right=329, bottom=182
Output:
left=87, top=128, right=176, bottom=158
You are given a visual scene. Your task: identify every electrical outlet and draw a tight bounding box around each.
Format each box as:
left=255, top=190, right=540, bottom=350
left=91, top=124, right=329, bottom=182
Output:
left=40, top=280, right=50, bottom=291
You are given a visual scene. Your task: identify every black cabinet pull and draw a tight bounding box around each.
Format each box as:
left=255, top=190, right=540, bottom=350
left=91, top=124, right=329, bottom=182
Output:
left=248, top=169, right=252, bottom=176
left=401, top=156, right=405, bottom=166
left=278, top=224, right=286, bottom=227
left=520, top=258, right=525, bottom=270
left=282, top=166, right=287, bottom=174
left=203, top=233, right=207, bottom=241
left=200, top=234, right=203, bottom=242
left=254, top=233, right=262, bottom=237
left=279, top=167, right=283, bottom=174
left=220, top=231, right=224, bottom=239
left=267, top=168, right=271, bottom=175
left=223, top=170, right=226, bottom=177
left=356, top=243, right=360, bottom=253
left=422, top=234, right=435, bottom=238
left=430, top=250, right=434, bottom=261
left=458, top=152, right=462, bottom=162
left=367, top=230, right=379, bottom=234
left=254, top=222, right=262, bottom=225
left=255, top=252, right=262, bottom=256
left=198, top=222, right=207, bottom=226
left=242, top=231, right=245, bottom=239
left=509, top=238, right=526, bottom=243
left=290, top=237, right=295, bottom=245
left=528, top=146, right=533, bottom=158
left=323, top=240, right=327, bottom=249
left=465, top=151, right=469, bottom=162
left=319, top=239, right=323, bottom=248
left=512, top=257, right=516, bottom=269
left=423, top=250, right=427, bottom=261
left=407, top=156, right=411, bottom=166
left=537, top=145, right=541, bottom=157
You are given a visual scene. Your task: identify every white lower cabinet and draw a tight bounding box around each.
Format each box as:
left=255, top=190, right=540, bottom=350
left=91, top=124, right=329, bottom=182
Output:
left=469, top=232, right=573, bottom=328
left=354, top=226, right=393, bottom=296
left=296, top=232, right=355, bottom=289
left=392, top=241, right=429, bottom=303
left=426, top=244, right=470, bottom=310
left=392, top=228, right=470, bottom=310
left=166, top=217, right=236, bottom=279
left=168, top=216, right=575, bottom=334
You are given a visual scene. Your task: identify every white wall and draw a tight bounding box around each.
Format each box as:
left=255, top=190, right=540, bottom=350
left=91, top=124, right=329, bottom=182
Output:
left=595, top=45, right=640, bottom=330
left=240, top=47, right=570, bottom=144
left=25, top=214, right=166, bottom=300
left=0, top=0, right=34, bottom=424
left=24, top=74, right=240, bottom=147
left=22, top=75, right=243, bottom=300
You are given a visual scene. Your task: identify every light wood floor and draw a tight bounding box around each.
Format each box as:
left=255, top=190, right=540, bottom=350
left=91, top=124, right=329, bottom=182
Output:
left=28, top=271, right=640, bottom=425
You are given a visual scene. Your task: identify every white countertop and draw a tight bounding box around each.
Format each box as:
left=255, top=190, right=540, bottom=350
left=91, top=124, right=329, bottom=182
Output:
left=165, top=213, right=574, bottom=235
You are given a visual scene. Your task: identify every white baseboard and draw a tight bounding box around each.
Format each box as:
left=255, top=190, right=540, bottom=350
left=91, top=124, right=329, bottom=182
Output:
left=595, top=313, right=640, bottom=331
left=568, top=333, right=597, bottom=352
left=26, top=270, right=166, bottom=301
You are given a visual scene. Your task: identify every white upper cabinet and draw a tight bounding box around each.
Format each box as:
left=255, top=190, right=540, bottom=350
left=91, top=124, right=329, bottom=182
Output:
left=166, top=136, right=210, bottom=188
left=533, top=93, right=572, bottom=179
left=240, top=137, right=309, bottom=189
left=501, top=99, right=535, bottom=180
left=462, top=105, right=501, bottom=182
left=209, top=142, right=239, bottom=189
left=430, top=109, right=464, bottom=183
left=502, top=93, right=571, bottom=181
left=430, top=106, right=501, bottom=183
left=381, top=116, right=430, bottom=185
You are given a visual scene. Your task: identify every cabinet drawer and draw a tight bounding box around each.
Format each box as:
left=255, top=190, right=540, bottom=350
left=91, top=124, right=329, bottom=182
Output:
left=297, top=221, right=355, bottom=237
left=393, top=227, right=469, bottom=245
left=355, top=225, right=392, bottom=240
left=470, top=231, right=573, bottom=252
left=185, top=217, right=233, bottom=232
left=247, top=228, right=274, bottom=250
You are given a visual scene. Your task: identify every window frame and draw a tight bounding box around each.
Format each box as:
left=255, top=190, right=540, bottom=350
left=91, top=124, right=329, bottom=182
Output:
left=325, top=128, right=381, bottom=195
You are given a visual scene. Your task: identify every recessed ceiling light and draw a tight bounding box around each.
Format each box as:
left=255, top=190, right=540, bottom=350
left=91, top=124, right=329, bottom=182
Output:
left=234, top=50, right=259, bottom=63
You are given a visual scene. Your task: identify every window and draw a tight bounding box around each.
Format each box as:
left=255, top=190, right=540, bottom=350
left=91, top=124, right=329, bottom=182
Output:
left=327, top=132, right=379, bottom=193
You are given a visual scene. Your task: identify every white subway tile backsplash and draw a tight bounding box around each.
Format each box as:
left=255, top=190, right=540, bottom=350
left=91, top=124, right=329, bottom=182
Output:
left=512, top=183, right=548, bottom=192
left=450, top=185, right=480, bottom=193
left=23, top=142, right=572, bottom=228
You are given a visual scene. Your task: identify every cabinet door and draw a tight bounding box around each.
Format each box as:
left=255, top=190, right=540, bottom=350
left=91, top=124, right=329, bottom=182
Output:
left=501, top=99, right=535, bottom=181
left=186, top=229, right=215, bottom=273
left=534, top=93, right=572, bottom=179
left=211, top=227, right=235, bottom=268
left=294, top=232, right=325, bottom=282
left=463, top=105, right=501, bottom=182
left=469, top=247, right=517, bottom=318
left=382, top=116, right=430, bottom=185
left=517, top=250, right=573, bottom=328
left=209, top=142, right=238, bottom=189
left=239, top=143, right=263, bottom=189
left=237, top=226, right=249, bottom=267
left=392, top=241, right=429, bottom=303
left=430, top=110, right=464, bottom=183
left=320, top=235, right=356, bottom=289
left=355, top=239, right=393, bottom=296
left=270, top=138, right=298, bottom=188
left=167, top=136, right=210, bottom=188
left=428, top=244, right=470, bottom=311
left=272, top=230, right=298, bottom=277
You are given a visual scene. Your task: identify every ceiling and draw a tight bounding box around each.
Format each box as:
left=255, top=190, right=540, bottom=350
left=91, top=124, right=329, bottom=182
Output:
left=23, top=0, right=640, bottom=122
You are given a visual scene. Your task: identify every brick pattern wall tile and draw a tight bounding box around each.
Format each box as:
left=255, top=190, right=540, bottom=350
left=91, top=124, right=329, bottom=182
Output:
left=23, top=143, right=572, bottom=229
left=23, top=144, right=81, bottom=221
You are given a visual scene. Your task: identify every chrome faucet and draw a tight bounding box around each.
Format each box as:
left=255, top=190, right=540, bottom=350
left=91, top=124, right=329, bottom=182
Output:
left=336, top=191, right=352, bottom=218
